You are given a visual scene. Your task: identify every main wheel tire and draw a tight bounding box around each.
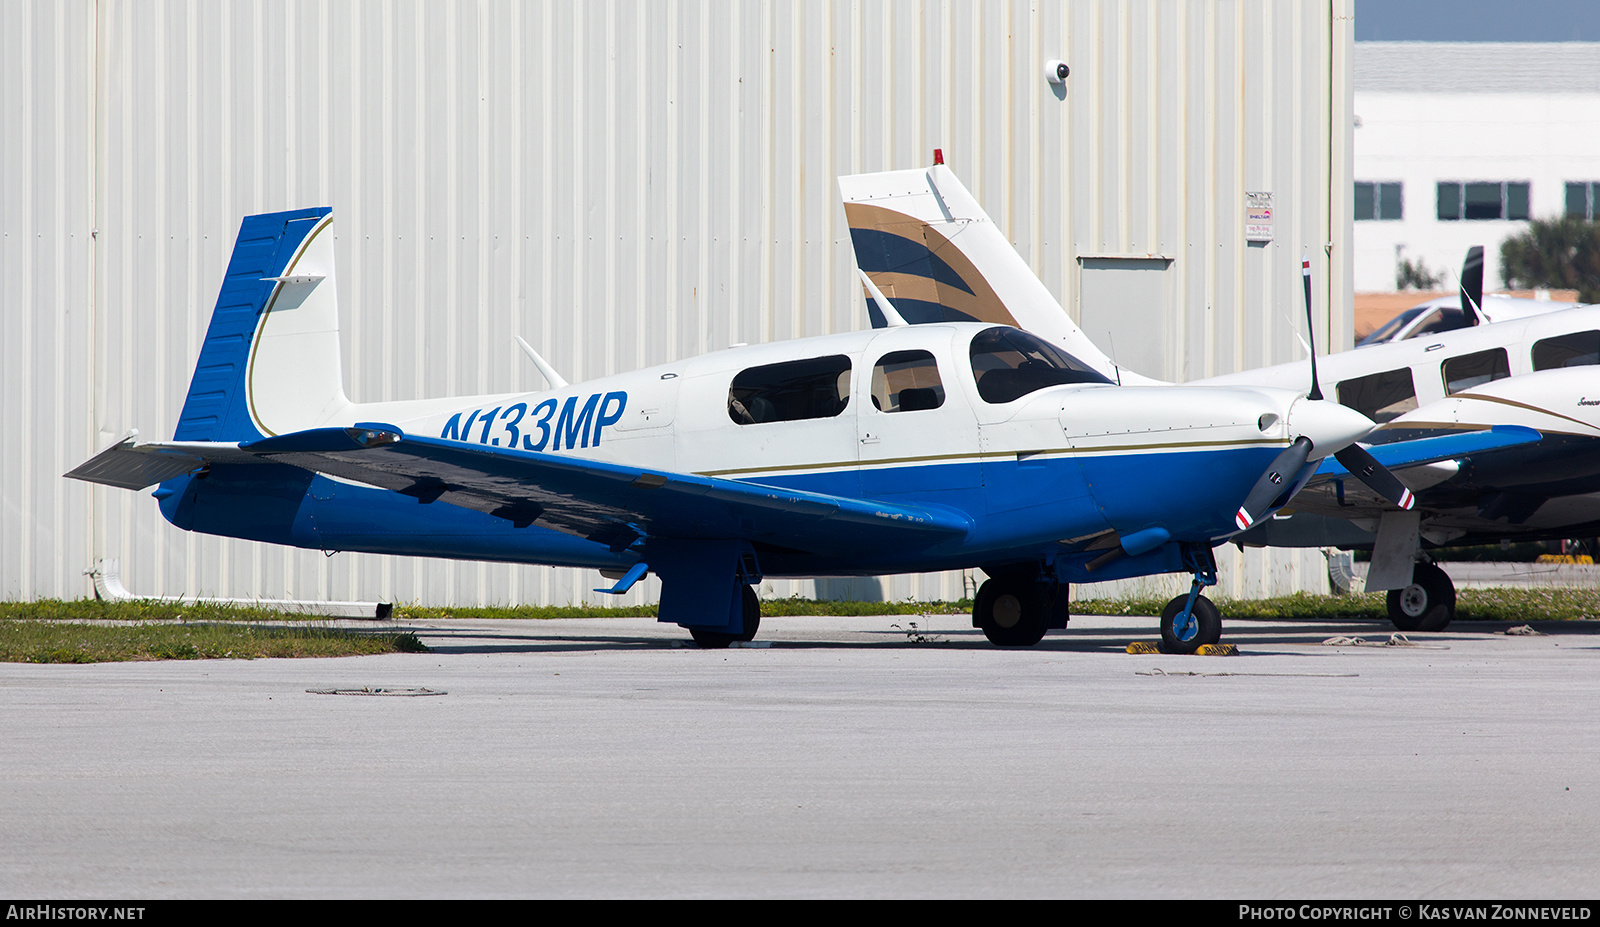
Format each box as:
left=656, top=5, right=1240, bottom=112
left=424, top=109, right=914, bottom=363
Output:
left=974, top=577, right=1050, bottom=647
left=736, top=585, right=761, bottom=642
left=690, top=586, right=762, bottom=648
left=1159, top=593, right=1222, bottom=654
left=1387, top=562, right=1455, bottom=632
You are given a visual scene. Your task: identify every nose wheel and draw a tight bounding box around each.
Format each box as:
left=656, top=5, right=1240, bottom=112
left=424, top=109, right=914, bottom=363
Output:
left=1160, top=547, right=1221, bottom=654
left=1160, top=591, right=1221, bottom=653
left=1386, top=561, right=1454, bottom=632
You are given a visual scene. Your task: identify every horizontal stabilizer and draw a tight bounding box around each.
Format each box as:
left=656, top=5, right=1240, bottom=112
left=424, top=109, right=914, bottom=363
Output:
left=64, top=433, right=262, bottom=490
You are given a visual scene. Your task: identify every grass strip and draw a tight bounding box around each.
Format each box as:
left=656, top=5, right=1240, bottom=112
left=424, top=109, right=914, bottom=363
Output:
left=5, top=585, right=1596, bottom=664
left=0, top=620, right=427, bottom=664
left=0, top=601, right=427, bottom=663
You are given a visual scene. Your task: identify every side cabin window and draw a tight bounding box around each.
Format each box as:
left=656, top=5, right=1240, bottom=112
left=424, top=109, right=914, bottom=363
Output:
left=1337, top=368, right=1418, bottom=423
left=1532, top=331, right=1600, bottom=371
left=871, top=350, right=945, bottom=413
left=728, top=355, right=852, bottom=425
left=1442, top=348, right=1509, bottom=395
left=969, top=327, right=1112, bottom=404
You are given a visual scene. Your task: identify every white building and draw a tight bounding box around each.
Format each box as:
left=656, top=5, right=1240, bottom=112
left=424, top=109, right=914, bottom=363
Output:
left=2, top=0, right=1354, bottom=607
left=1353, top=41, right=1600, bottom=292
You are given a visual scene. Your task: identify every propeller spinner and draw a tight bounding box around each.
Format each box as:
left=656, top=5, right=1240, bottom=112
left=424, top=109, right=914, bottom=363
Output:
left=1232, top=253, right=1416, bottom=531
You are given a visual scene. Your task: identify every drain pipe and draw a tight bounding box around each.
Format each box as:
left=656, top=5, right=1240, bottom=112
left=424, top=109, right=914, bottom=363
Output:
left=88, top=559, right=393, bottom=620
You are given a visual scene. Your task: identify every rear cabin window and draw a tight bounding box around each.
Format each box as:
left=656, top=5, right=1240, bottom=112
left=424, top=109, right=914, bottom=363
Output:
left=870, top=350, right=945, bottom=413
left=1336, top=368, right=1418, bottom=423
left=1442, top=348, right=1510, bottom=395
left=969, top=327, right=1112, bottom=404
left=728, top=355, right=852, bottom=425
left=1532, top=331, right=1600, bottom=370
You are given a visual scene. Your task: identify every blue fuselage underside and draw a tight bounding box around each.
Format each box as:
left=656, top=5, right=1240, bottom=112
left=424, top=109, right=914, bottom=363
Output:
left=158, top=444, right=1280, bottom=582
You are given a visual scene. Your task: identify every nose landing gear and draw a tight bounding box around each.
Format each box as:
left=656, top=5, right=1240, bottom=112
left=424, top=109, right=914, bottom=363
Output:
left=1159, top=546, right=1221, bottom=654
left=1386, top=561, right=1454, bottom=632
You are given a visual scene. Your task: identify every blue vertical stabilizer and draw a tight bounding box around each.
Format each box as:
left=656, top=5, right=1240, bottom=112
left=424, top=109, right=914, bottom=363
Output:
left=172, top=207, right=334, bottom=442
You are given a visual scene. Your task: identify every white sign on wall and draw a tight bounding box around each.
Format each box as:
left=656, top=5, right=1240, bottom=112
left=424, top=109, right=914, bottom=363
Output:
left=1246, top=191, right=1274, bottom=242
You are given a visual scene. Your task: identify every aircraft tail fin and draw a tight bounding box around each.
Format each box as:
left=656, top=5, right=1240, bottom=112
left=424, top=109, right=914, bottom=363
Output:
left=173, top=208, right=350, bottom=442
left=838, top=161, right=1118, bottom=377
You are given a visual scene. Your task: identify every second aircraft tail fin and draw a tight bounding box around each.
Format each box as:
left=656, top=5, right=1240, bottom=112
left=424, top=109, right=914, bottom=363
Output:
left=839, top=160, right=1119, bottom=378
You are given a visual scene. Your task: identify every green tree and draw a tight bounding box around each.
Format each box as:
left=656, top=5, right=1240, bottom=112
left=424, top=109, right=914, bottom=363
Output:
left=1395, top=256, right=1440, bottom=290
left=1500, top=216, right=1600, bottom=304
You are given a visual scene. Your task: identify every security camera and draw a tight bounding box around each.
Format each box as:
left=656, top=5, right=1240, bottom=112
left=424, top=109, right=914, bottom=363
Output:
left=1046, top=59, right=1069, bottom=84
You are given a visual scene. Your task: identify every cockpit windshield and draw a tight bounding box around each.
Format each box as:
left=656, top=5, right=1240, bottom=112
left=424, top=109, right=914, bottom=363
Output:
left=1357, top=307, right=1427, bottom=347
left=969, top=327, right=1114, bottom=403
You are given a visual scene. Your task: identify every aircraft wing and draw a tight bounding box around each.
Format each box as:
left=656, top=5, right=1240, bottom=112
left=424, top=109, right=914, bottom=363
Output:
left=1287, top=424, right=1543, bottom=516
left=237, top=425, right=972, bottom=555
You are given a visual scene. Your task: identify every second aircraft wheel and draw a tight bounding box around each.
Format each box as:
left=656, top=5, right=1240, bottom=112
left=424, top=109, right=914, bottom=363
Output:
left=1159, top=593, right=1222, bottom=654
left=1387, top=562, right=1455, bottom=632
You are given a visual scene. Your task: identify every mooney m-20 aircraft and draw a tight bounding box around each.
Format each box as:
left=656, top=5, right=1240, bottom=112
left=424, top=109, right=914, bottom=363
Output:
left=841, top=158, right=1596, bottom=632
left=66, top=205, right=1482, bottom=652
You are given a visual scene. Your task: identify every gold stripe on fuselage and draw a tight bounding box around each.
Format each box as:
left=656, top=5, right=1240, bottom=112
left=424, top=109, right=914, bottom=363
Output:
left=1448, top=392, right=1600, bottom=435
left=698, top=437, right=1284, bottom=478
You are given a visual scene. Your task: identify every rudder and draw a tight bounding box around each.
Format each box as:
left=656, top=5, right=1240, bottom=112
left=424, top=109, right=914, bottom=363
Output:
left=173, top=207, right=350, bottom=442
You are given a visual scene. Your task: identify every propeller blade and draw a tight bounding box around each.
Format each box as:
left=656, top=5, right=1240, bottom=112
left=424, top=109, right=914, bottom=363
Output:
left=1235, top=436, right=1314, bottom=531
left=1302, top=252, right=1324, bottom=401
left=1459, top=245, right=1484, bottom=326
left=1333, top=444, right=1416, bottom=510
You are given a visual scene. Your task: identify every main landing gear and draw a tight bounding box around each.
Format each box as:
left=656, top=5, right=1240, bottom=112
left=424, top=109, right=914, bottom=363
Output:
left=1386, top=561, right=1455, bottom=632
left=1158, top=546, right=1222, bottom=654
left=971, top=569, right=1069, bottom=647
left=690, top=585, right=762, bottom=648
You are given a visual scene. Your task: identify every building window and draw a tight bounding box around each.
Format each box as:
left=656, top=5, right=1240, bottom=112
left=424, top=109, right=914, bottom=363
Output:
left=1355, top=182, right=1403, bottom=220
left=1437, top=182, right=1531, bottom=221
left=1566, top=182, right=1599, bottom=220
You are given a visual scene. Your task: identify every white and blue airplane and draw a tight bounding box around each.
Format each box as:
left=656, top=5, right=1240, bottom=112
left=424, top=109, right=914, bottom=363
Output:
left=1356, top=246, right=1580, bottom=348
left=840, top=158, right=1595, bottom=632
left=69, top=205, right=1481, bottom=652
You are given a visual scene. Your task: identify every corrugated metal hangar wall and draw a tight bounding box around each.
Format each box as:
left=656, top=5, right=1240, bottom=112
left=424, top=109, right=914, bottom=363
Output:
left=2, top=0, right=1353, bottom=607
